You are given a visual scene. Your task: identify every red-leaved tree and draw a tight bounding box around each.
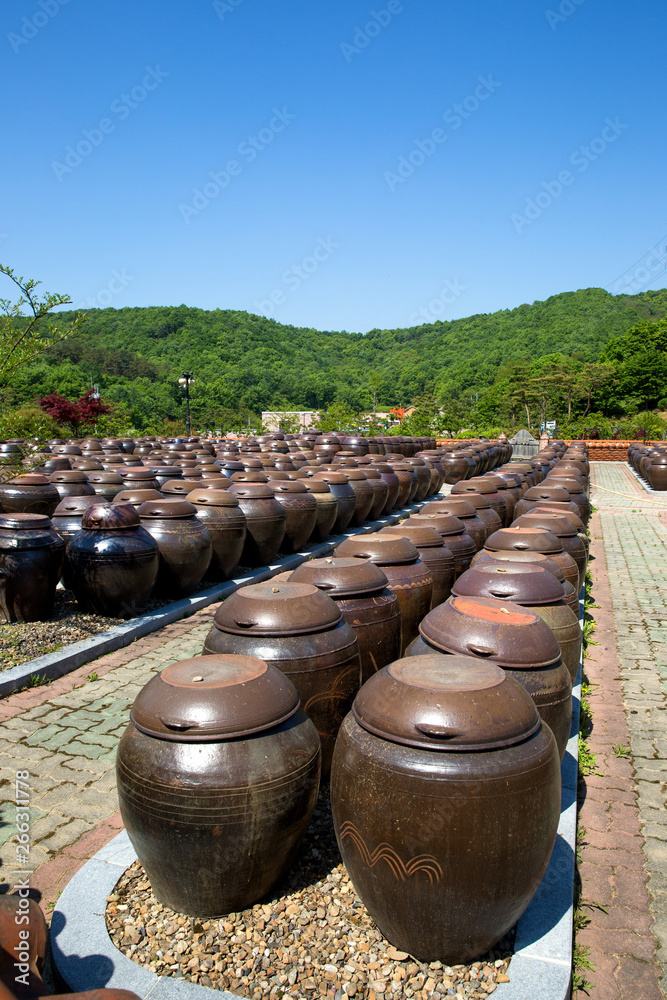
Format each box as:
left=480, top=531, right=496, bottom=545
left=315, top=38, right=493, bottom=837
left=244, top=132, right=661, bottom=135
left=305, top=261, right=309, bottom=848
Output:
left=38, top=389, right=112, bottom=433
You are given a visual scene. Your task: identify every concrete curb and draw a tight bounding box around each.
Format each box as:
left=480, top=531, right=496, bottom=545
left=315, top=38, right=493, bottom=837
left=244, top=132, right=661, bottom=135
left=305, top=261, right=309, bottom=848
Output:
left=51, top=623, right=581, bottom=1000
left=1, top=497, right=441, bottom=698
left=626, top=464, right=667, bottom=498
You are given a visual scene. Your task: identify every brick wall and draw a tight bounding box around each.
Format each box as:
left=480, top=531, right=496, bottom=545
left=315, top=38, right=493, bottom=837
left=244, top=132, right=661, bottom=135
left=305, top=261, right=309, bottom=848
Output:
left=435, top=439, right=658, bottom=462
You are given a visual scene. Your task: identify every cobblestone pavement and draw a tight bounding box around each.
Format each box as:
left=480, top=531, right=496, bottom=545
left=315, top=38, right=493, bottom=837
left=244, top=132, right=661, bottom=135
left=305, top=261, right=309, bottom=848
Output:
left=578, top=462, right=667, bottom=998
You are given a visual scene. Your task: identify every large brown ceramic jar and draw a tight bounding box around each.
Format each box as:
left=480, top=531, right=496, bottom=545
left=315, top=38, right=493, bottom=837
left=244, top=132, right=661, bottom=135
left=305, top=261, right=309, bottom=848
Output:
left=367, top=463, right=400, bottom=512
left=483, top=474, right=516, bottom=523
left=379, top=524, right=455, bottom=609
left=387, top=462, right=418, bottom=505
left=117, top=654, right=320, bottom=916
left=117, top=468, right=162, bottom=492
left=0, top=514, right=65, bottom=622
left=51, top=495, right=101, bottom=543
left=228, top=483, right=287, bottom=567
left=336, top=535, right=432, bottom=654
left=452, top=563, right=582, bottom=682
left=331, top=654, right=561, bottom=963
left=441, top=451, right=474, bottom=483
left=185, top=489, right=246, bottom=580
left=422, top=499, right=486, bottom=551
left=203, top=583, right=360, bottom=775
left=289, top=557, right=401, bottom=683
left=403, top=459, right=431, bottom=502
left=451, top=477, right=507, bottom=524
left=64, top=503, right=159, bottom=617
left=138, top=500, right=212, bottom=598
left=113, top=488, right=164, bottom=508
left=303, top=479, right=338, bottom=542
left=87, top=471, right=124, bottom=501
left=343, top=469, right=375, bottom=526
left=313, top=472, right=357, bottom=534
left=362, top=468, right=391, bottom=519
left=513, top=485, right=581, bottom=520
left=484, top=526, right=580, bottom=595
left=407, top=512, right=476, bottom=579
left=0, top=474, right=61, bottom=517
left=48, top=470, right=96, bottom=500
left=148, top=466, right=184, bottom=489
left=542, top=476, right=590, bottom=525
left=452, top=491, right=503, bottom=538
left=407, top=595, right=572, bottom=759
left=470, top=548, right=579, bottom=618
left=513, top=511, right=587, bottom=593
left=271, top=480, right=318, bottom=554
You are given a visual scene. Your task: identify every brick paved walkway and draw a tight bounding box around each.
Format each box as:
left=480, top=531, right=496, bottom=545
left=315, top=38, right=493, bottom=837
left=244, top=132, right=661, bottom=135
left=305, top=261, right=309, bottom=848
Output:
left=575, top=463, right=667, bottom=998
left=0, top=461, right=665, bottom=999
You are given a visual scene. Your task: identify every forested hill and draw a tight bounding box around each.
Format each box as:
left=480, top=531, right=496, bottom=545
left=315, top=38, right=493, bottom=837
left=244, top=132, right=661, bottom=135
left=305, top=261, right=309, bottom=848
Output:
left=12, top=286, right=667, bottom=428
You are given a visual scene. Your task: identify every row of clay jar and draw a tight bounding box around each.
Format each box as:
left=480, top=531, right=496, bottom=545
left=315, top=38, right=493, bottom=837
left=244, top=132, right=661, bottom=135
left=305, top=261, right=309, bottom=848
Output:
left=628, top=442, right=667, bottom=490
left=114, top=443, right=589, bottom=965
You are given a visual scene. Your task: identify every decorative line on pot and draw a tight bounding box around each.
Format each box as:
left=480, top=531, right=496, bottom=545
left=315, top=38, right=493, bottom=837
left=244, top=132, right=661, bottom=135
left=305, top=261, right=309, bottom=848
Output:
left=339, top=822, right=443, bottom=884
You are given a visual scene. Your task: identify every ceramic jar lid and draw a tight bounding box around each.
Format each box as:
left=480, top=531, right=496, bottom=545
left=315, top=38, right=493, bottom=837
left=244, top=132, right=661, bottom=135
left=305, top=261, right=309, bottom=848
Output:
left=352, top=654, right=541, bottom=752
left=451, top=478, right=498, bottom=496
left=8, top=474, right=53, bottom=488
left=228, top=483, right=277, bottom=499
left=336, top=534, right=419, bottom=565
left=419, top=595, right=561, bottom=668
left=271, top=480, right=309, bottom=494
left=214, top=582, right=342, bottom=635
left=161, top=480, right=203, bottom=494
left=54, top=496, right=100, bottom=515
left=289, top=557, right=389, bottom=596
left=408, top=512, right=466, bottom=537
left=522, top=485, right=572, bottom=503
left=0, top=512, right=52, bottom=531
left=452, top=563, right=565, bottom=605
left=378, top=525, right=446, bottom=549
left=130, top=654, right=300, bottom=742
left=485, top=526, right=563, bottom=554
left=114, top=489, right=164, bottom=505
left=313, top=471, right=350, bottom=485
left=186, top=489, right=240, bottom=507
left=513, top=512, right=577, bottom=537
left=88, top=472, right=123, bottom=484
left=81, top=503, right=140, bottom=530
left=531, top=505, right=584, bottom=531
left=48, top=470, right=90, bottom=483
left=138, top=499, right=197, bottom=519
left=423, top=499, right=477, bottom=518
left=303, top=480, right=332, bottom=494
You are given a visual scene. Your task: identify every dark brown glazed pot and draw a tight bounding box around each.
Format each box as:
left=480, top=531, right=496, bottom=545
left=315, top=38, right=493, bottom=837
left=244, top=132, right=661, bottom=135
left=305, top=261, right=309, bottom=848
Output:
left=48, top=470, right=96, bottom=500
left=313, top=472, right=357, bottom=534
left=149, top=466, right=184, bottom=489
left=450, top=490, right=503, bottom=537
left=343, top=469, right=375, bottom=526
left=542, top=476, right=590, bottom=525
left=185, top=489, right=247, bottom=580
left=441, top=451, right=474, bottom=483
left=362, top=468, right=391, bottom=519
left=161, top=479, right=205, bottom=498
left=113, top=488, right=164, bottom=508
left=451, top=478, right=507, bottom=525
left=387, top=462, right=419, bottom=505
left=484, top=526, right=580, bottom=595
left=407, top=512, right=477, bottom=579
left=271, top=480, right=318, bottom=554
left=403, top=459, right=431, bottom=502
left=513, top=511, right=587, bottom=593
left=421, top=499, right=487, bottom=551
left=63, top=503, right=159, bottom=617
left=331, top=654, right=561, bottom=963
left=379, top=524, right=455, bottom=609
left=452, top=563, right=582, bottom=683
left=117, top=654, right=320, bottom=916
left=335, top=534, right=433, bottom=654
left=408, top=595, right=572, bottom=759
left=483, top=474, right=516, bottom=523
left=118, top=468, right=162, bottom=492
left=288, top=557, right=401, bottom=683
left=88, top=471, right=124, bottom=501
left=203, top=582, right=361, bottom=775
left=227, top=483, right=287, bottom=567
left=0, top=474, right=61, bottom=518
left=513, top=485, right=581, bottom=520
left=51, top=495, right=101, bottom=543
left=303, top=479, right=338, bottom=542
left=367, top=464, right=400, bottom=512
left=470, top=548, right=580, bottom=618
left=138, top=500, right=212, bottom=598
left=0, top=513, right=65, bottom=622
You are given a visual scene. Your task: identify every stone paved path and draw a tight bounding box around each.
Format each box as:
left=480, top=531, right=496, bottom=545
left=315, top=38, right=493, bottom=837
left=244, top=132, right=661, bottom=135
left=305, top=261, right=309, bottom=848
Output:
left=575, top=462, right=667, bottom=998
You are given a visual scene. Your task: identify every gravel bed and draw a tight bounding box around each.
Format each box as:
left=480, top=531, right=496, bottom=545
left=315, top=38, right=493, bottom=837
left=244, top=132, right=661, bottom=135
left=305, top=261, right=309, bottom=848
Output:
left=107, top=788, right=513, bottom=999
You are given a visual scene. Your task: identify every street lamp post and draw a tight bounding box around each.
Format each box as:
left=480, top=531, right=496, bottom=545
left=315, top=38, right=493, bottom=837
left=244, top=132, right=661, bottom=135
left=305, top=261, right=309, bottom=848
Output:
left=178, top=371, right=194, bottom=436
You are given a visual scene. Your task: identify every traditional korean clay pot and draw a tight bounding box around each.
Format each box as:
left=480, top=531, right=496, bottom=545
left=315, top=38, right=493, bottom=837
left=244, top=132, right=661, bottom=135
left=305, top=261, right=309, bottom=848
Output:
left=0, top=474, right=61, bottom=518
left=228, top=483, right=287, bottom=567
left=203, top=582, right=361, bottom=775
left=137, top=500, right=212, bottom=598
left=118, top=468, right=162, bottom=492
left=421, top=499, right=486, bottom=551
left=64, top=503, right=159, bottom=617
left=271, top=481, right=318, bottom=554
left=149, top=466, right=184, bottom=489
left=451, top=478, right=507, bottom=525
left=367, top=464, right=400, bottom=512
left=336, top=535, right=432, bottom=654
left=449, top=491, right=503, bottom=538
left=185, top=489, right=247, bottom=580
left=343, top=470, right=375, bottom=526
left=0, top=513, right=65, bottom=622
left=513, top=511, right=587, bottom=593
left=331, top=654, right=561, bottom=962
left=48, top=470, right=96, bottom=500
left=542, top=476, right=590, bottom=525
left=403, top=459, right=431, bottom=502
left=288, top=557, right=401, bottom=683
left=470, top=548, right=580, bottom=618
left=117, top=654, right=321, bottom=916
left=483, top=474, right=516, bottom=523
left=51, top=495, right=101, bottom=543
left=484, top=526, right=580, bottom=595
left=406, top=595, right=572, bottom=759
left=452, top=563, right=582, bottom=683
left=88, top=471, right=124, bottom=501
left=303, top=479, right=338, bottom=542
left=513, top=485, right=581, bottom=520
left=313, top=472, right=357, bottom=534
left=379, top=524, right=455, bottom=609
left=440, top=451, right=474, bottom=483
left=386, top=462, right=418, bottom=505
left=362, top=468, right=391, bottom=519
left=407, top=512, right=476, bottom=579
left=113, top=488, right=164, bottom=508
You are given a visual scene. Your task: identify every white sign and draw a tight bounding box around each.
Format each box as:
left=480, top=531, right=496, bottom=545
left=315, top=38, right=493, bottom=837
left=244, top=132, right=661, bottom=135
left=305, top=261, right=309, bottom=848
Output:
left=546, top=421, right=556, bottom=430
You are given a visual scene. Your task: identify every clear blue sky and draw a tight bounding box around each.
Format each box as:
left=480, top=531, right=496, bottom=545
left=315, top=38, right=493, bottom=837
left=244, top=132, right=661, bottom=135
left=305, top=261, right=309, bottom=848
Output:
left=2, top=0, right=665, bottom=333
